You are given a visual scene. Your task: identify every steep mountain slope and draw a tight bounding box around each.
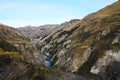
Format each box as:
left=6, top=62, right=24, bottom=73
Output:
left=37, top=1, right=120, bottom=79
left=0, top=23, right=30, bottom=42
left=0, top=24, right=46, bottom=80
left=0, top=24, right=43, bottom=64
left=18, top=19, right=80, bottom=39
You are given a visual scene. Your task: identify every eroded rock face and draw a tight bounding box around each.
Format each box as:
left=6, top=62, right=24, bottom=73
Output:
left=36, top=1, right=120, bottom=76
left=69, top=48, right=92, bottom=72
left=91, top=50, right=120, bottom=74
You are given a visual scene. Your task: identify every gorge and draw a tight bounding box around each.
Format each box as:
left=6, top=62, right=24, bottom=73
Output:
left=0, top=1, right=120, bottom=80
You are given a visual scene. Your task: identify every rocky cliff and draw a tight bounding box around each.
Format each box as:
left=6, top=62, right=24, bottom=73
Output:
left=36, top=1, right=120, bottom=79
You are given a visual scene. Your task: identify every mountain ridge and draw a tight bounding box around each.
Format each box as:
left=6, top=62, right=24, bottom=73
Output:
left=18, top=19, right=80, bottom=39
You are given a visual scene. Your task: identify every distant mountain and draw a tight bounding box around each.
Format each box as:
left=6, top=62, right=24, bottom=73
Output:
left=18, top=24, right=59, bottom=39
left=18, top=19, right=80, bottom=39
